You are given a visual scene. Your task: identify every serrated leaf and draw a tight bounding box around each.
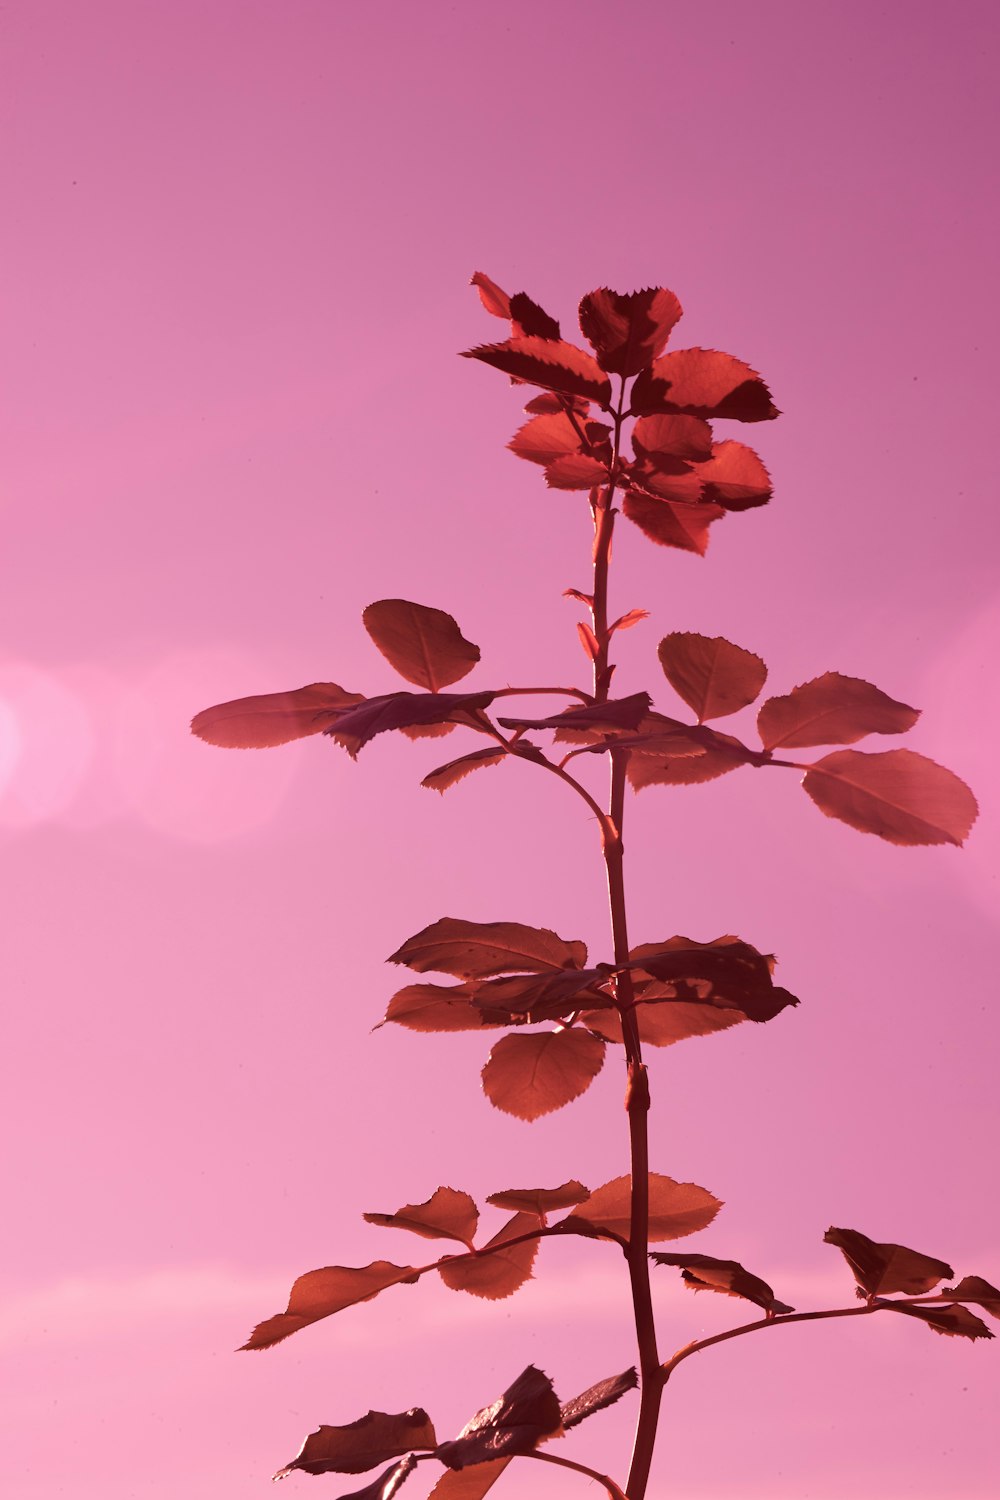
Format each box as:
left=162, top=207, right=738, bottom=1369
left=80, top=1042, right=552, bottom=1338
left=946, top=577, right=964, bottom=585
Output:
left=509, top=411, right=585, bottom=466
left=563, top=1174, right=722, bottom=1243
left=328, top=691, right=495, bottom=757
left=486, top=1181, right=590, bottom=1217
left=436, top=1366, right=563, bottom=1469
left=364, top=1188, right=479, bottom=1248
left=421, top=748, right=507, bottom=793
left=610, top=608, right=649, bottom=633
left=427, top=1459, right=511, bottom=1499
left=578, top=287, right=683, bottom=375
left=524, top=392, right=590, bottom=415
left=632, top=413, right=713, bottom=464
left=658, top=633, right=767, bottom=721
left=631, top=348, right=778, bottom=421
left=498, top=693, right=650, bottom=735
left=758, top=672, right=919, bottom=750
left=191, top=682, right=365, bottom=749
left=824, top=1227, right=953, bottom=1296
left=242, top=1263, right=420, bottom=1350
left=471, top=272, right=511, bottom=319
left=628, top=466, right=705, bottom=503
left=509, top=291, right=560, bottom=341
left=380, top=982, right=506, bottom=1032
left=882, top=1302, right=993, bottom=1341
left=802, top=749, right=978, bottom=846
left=363, top=600, right=481, bottom=691
left=560, top=1368, right=638, bottom=1429
left=942, top=1276, right=1000, bottom=1320
left=545, top=453, right=612, bottom=489
left=694, top=440, right=772, bottom=510
left=482, top=1029, right=606, bottom=1119
left=581, top=998, right=746, bottom=1048
left=461, top=337, right=612, bottom=403
left=274, top=1412, right=437, bottom=1478
left=651, top=1253, right=792, bottom=1314
left=622, top=490, right=725, bottom=555
left=471, top=968, right=612, bottom=1023
left=627, top=726, right=750, bottom=789
left=437, top=1212, right=541, bottom=1300
left=628, top=936, right=797, bottom=1024
left=388, top=918, right=587, bottom=979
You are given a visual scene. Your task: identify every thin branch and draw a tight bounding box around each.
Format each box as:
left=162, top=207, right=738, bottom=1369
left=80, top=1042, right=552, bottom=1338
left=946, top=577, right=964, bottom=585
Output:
left=526, top=1449, right=630, bottom=1500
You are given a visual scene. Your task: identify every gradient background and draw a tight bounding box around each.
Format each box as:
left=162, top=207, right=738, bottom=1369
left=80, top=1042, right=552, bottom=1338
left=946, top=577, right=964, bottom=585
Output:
left=3, top=2, right=998, bottom=1496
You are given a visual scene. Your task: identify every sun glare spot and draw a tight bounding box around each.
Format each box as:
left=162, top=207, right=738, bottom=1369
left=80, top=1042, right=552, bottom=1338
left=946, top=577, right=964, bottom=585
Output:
left=0, top=662, right=95, bottom=828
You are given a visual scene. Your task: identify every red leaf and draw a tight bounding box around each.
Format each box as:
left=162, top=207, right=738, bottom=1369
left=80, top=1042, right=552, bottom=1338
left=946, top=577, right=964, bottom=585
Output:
left=328, top=691, right=495, bottom=757
left=524, top=392, right=590, bottom=415
left=544, top=453, right=612, bottom=489
left=560, top=1368, right=638, bottom=1429
left=694, top=440, right=772, bottom=510
left=460, top=337, right=612, bottom=404
left=610, top=608, right=649, bottom=633
left=631, top=348, right=778, bottom=421
left=380, top=982, right=507, bottom=1032
left=563, top=1174, right=722, bottom=1243
left=471, top=272, right=511, bottom=320
left=577, top=621, right=600, bottom=660
left=658, top=633, right=768, bottom=721
left=802, top=749, right=978, bottom=846
left=942, top=1276, right=1000, bottom=1320
left=824, top=1227, right=953, bottom=1296
left=758, top=672, right=919, bottom=750
left=578, top=287, right=683, bottom=375
left=498, top=693, right=651, bottom=735
left=486, top=1181, right=590, bottom=1218
left=509, top=291, right=560, bottom=341
left=471, top=968, right=612, bottom=1024
left=627, top=727, right=749, bottom=788
left=388, top=918, right=587, bottom=979
left=437, top=1212, right=541, bottom=1300
left=427, top=1460, right=511, bottom=1499
left=632, top=413, right=713, bottom=464
left=628, top=466, right=705, bottom=503
left=318, top=1456, right=420, bottom=1500
left=436, top=1366, right=563, bottom=1469
left=274, top=1411, right=437, bottom=1478
left=629, top=935, right=796, bottom=1023
left=191, top=682, right=365, bottom=749
left=651, top=1253, right=792, bottom=1314
left=482, top=1029, right=606, bottom=1119
left=581, top=998, right=745, bottom=1049
left=421, top=748, right=507, bottom=793
left=363, top=601, right=481, bottom=691
left=622, top=490, right=725, bottom=555
left=242, top=1263, right=420, bottom=1350
left=400, top=721, right=456, bottom=740
left=364, top=1188, right=479, bottom=1248
left=508, top=411, right=584, bottom=466
left=882, top=1302, right=993, bottom=1341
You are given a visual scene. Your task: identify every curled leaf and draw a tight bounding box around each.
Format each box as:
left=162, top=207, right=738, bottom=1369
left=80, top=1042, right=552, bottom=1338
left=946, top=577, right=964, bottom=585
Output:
left=388, top=918, right=587, bottom=980
left=824, top=1227, right=953, bottom=1297
left=363, top=601, right=481, bottom=691
left=882, top=1301, right=993, bottom=1341
left=242, top=1262, right=420, bottom=1351
left=941, top=1276, right=1000, bottom=1320
left=482, top=1029, right=606, bottom=1119
left=658, top=633, right=767, bottom=721
left=328, top=691, right=495, bottom=758
left=802, top=749, right=978, bottom=846
left=563, top=1174, right=722, bottom=1244
left=427, top=1459, right=511, bottom=1499
left=436, top=1366, right=563, bottom=1469
left=421, top=748, right=507, bottom=793
left=579, top=287, right=683, bottom=375
left=498, top=693, right=650, bottom=735
left=191, top=682, right=365, bottom=749
left=560, top=1367, right=639, bottom=1429
left=326, top=1455, right=420, bottom=1500
left=364, top=1188, right=479, bottom=1248
left=486, top=1181, right=590, bottom=1217
left=471, top=272, right=511, bottom=320
left=437, top=1212, right=541, bottom=1300
left=758, top=672, right=919, bottom=750
left=651, top=1253, right=792, bottom=1314
left=274, top=1412, right=436, bottom=1478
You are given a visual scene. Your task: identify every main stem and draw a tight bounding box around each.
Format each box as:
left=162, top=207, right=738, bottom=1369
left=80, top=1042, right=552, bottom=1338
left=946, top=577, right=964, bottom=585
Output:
left=591, top=464, right=662, bottom=1500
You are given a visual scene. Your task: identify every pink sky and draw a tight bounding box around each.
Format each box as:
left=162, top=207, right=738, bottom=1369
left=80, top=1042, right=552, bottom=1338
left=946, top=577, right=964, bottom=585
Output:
left=3, top=1, right=998, bottom=1496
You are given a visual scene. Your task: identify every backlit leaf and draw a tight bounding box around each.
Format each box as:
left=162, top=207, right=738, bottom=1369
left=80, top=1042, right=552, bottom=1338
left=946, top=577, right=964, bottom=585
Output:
left=758, top=672, right=919, bottom=750
left=631, top=348, right=778, bottom=421
left=380, top=982, right=506, bottom=1032
left=498, top=694, right=650, bottom=735
left=461, top=337, right=612, bottom=404
left=437, top=1212, right=541, bottom=1300
left=694, top=440, right=772, bottom=510
left=824, top=1227, right=953, bottom=1296
left=191, top=682, right=365, bottom=749
left=364, top=1188, right=479, bottom=1248
left=942, top=1276, right=1000, bottom=1320
left=658, top=633, right=767, bottom=721
left=610, top=608, right=649, bottom=633
left=563, top=1174, right=722, bottom=1243
left=883, top=1302, right=993, bottom=1341
left=628, top=466, right=705, bottom=504
left=627, top=728, right=749, bottom=788
left=436, top=1366, right=563, bottom=1469
left=389, top=918, right=587, bottom=979
left=632, top=413, right=713, bottom=464
left=581, top=999, right=745, bottom=1048
left=509, top=411, right=584, bottom=466
left=509, top=291, right=560, bottom=341
left=578, top=621, right=600, bottom=660
left=422, top=748, right=507, bottom=793
left=427, top=1459, right=511, bottom=1500
left=325, top=1456, right=420, bottom=1500
left=471, top=968, right=612, bottom=1023
left=545, top=453, right=611, bottom=489
left=471, top=272, right=511, bottom=320
left=652, top=1253, right=792, bottom=1314
left=802, top=749, right=978, bottom=846
left=482, top=1029, right=606, bottom=1119
left=524, top=392, right=590, bottom=415
left=242, top=1262, right=420, bottom=1350
left=622, top=490, right=725, bottom=555
left=560, top=1367, right=638, bottom=1429
left=363, top=601, right=481, bottom=691
left=578, top=287, right=683, bottom=375
left=629, top=936, right=798, bottom=1024
left=486, top=1181, right=589, bottom=1217
left=274, top=1411, right=437, bottom=1478
left=328, top=691, right=495, bottom=757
